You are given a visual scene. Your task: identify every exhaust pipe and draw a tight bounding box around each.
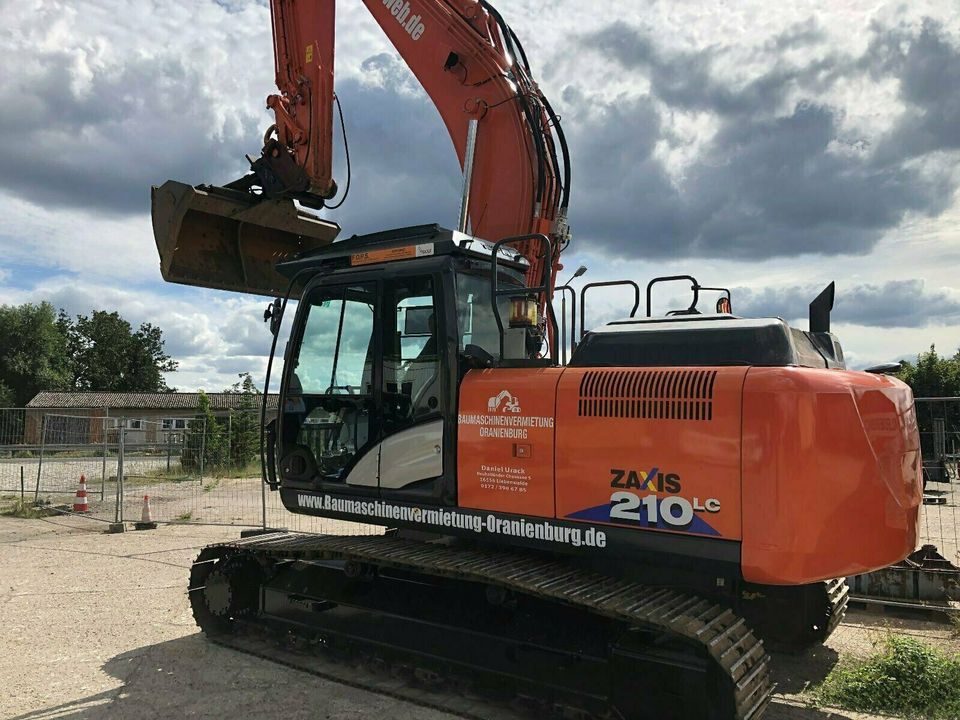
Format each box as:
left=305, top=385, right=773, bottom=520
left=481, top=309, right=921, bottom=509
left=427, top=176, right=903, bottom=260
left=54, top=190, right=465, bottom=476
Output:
left=151, top=180, right=340, bottom=296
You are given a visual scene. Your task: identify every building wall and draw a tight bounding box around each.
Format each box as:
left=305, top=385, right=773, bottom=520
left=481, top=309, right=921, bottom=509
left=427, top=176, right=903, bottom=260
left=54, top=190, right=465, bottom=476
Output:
left=23, top=408, right=238, bottom=445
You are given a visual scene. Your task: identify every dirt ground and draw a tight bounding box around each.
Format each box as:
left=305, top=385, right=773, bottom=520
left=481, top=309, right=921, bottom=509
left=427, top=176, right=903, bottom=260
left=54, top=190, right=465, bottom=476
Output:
left=1, top=515, right=953, bottom=720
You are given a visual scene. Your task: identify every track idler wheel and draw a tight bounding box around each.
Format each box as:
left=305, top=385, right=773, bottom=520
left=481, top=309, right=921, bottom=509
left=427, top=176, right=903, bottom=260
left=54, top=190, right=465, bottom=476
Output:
left=189, top=551, right=266, bottom=635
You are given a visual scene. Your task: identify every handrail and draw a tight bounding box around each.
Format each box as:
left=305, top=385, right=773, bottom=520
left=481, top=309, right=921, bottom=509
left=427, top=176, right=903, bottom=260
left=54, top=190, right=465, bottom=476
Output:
left=490, top=234, right=559, bottom=363
left=579, top=280, right=641, bottom=339
left=555, top=284, right=576, bottom=364
left=646, top=275, right=699, bottom=317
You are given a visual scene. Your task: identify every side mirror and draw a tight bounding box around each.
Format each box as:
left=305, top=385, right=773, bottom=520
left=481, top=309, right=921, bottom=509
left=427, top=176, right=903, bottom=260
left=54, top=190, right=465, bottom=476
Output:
left=263, top=298, right=283, bottom=336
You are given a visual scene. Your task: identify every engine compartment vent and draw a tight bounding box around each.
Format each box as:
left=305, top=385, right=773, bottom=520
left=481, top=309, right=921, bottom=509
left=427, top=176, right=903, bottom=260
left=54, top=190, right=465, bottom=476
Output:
left=578, top=370, right=717, bottom=420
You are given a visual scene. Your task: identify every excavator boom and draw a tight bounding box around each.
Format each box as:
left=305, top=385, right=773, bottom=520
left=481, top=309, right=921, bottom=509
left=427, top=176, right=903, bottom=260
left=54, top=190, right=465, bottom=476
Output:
left=153, top=0, right=569, bottom=298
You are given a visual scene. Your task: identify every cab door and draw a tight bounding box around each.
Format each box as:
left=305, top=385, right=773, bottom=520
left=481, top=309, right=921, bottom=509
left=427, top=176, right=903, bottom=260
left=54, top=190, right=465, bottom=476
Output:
left=281, top=280, right=380, bottom=491
left=376, top=273, right=446, bottom=499
left=280, top=270, right=452, bottom=501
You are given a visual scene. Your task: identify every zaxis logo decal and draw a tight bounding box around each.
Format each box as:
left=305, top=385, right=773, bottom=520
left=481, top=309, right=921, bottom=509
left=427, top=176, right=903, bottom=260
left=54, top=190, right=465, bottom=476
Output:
left=566, top=467, right=722, bottom=536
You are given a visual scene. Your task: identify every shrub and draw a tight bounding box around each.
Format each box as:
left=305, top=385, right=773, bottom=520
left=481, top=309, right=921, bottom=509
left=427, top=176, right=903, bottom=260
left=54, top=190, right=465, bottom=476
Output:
left=816, top=634, right=960, bottom=719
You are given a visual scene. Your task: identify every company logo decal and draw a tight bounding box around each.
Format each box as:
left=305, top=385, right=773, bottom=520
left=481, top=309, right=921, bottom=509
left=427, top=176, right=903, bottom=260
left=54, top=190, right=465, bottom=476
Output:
left=488, top=390, right=521, bottom=413
left=460, top=391, right=552, bottom=439
left=566, top=467, right=722, bottom=537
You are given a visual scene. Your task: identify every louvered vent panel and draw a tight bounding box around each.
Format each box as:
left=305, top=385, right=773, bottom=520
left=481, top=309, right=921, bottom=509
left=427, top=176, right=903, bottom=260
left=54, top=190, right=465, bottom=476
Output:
left=577, top=370, right=717, bottom=420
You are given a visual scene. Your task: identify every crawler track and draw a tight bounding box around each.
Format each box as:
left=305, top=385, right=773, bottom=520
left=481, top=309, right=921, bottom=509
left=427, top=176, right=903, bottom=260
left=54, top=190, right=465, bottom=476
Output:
left=190, top=532, right=773, bottom=720
left=744, top=576, right=849, bottom=653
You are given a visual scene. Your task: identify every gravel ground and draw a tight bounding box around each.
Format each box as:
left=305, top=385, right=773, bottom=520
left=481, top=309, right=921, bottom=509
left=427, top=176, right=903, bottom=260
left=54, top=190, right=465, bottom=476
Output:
left=0, top=515, right=950, bottom=720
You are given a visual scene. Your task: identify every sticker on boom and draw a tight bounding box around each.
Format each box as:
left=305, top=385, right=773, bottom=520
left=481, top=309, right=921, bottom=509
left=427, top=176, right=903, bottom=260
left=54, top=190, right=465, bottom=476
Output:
left=381, top=0, right=426, bottom=40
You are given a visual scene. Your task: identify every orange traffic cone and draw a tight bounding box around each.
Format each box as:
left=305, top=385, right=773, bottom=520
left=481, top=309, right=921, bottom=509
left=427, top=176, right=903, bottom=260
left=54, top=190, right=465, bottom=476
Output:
left=73, top=475, right=89, bottom=513
left=134, top=495, right=157, bottom=530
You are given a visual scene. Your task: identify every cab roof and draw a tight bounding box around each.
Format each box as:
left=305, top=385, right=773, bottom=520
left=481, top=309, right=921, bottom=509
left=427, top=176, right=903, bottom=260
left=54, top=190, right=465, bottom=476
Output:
left=276, top=223, right=527, bottom=278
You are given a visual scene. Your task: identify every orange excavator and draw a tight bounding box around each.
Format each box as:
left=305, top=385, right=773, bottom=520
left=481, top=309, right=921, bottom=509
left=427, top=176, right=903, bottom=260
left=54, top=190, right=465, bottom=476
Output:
left=152, top=2, right=922, bottom=719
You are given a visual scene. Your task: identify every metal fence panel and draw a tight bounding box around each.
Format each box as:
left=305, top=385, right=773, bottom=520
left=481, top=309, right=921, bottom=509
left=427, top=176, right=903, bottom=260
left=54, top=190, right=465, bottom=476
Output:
left=23, top=413, right=119, bottom=522
left=0, top=408, right=42, bottom=493
left=916, top=397, right=960, bottom=563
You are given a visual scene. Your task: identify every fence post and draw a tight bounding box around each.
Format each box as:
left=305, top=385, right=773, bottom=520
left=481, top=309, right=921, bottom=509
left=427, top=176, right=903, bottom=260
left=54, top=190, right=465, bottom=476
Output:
left=166, top=431, right=172, bottom=473
left=198, top=417, right=206, bottom=484
left=20, top=465, right=24, bottom=501
left=115, top=423, right=125, bottom=524
left=101, top=414, right=109, bottom=502
left=33, top=415, right=47, bottom=502
left=261, top=470, right=268, bottom=530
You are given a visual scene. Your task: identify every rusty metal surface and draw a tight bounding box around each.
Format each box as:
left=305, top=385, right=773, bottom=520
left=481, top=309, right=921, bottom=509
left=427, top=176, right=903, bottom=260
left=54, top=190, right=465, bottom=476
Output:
left=852, top=544, right=960, bottom=602
left=151, top=180, right=339, bottom=296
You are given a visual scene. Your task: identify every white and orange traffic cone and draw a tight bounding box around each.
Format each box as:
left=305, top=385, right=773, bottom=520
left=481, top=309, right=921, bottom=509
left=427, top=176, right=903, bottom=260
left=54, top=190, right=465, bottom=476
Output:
left=134, top=494, right=157, bottom=530
left=73, top=474, right=89, bottom=513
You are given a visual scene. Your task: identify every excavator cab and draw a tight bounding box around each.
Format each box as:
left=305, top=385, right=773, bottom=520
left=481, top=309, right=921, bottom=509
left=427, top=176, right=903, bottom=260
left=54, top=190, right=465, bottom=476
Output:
left=268, top=225, right=541, bottom=506
left=151, top=180, right=340, bottom=296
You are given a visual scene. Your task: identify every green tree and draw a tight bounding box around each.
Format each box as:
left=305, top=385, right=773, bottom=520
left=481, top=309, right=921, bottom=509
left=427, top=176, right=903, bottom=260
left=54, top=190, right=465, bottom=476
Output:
left=0, top=302, right=71, bottom=406
left=64, top=311, right=178, bottom=392
left=0, top=380, right=14, bottom=408
left=184, top=390, right=227, bottom=471
left=223, top=373, right=260, bottom=468
left=897, top=345, right=960, bottom=437
left=897, top=345, right=960, bottom=399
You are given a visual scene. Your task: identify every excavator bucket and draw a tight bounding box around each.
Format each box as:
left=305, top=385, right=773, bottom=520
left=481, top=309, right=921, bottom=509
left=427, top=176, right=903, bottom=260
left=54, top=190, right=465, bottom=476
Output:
left=151, top=180, right=340, bottom=296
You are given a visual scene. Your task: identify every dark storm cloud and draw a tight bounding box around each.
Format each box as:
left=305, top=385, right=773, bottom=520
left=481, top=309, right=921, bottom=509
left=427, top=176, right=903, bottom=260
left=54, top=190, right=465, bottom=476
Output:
left=568, top=19, right=960, bottom=260
left=765, top=19, right=828, bottom=53
left=865, top=19, right=960, bottom=165
left=0, top=50, right=259, bottom=215
left=0, top=44, right=460, bottom=232
left=3, top=10, right=959, bottom=269
left=324, top=58, right=462, bottom=235
left=732, top=280, right=960, bottom=328
left=581, top=20, right=847, bottom=117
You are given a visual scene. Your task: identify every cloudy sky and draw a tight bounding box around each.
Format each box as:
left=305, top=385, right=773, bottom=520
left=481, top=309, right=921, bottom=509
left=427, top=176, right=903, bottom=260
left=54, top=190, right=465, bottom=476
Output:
left=0, top=0, right=958, bottom=391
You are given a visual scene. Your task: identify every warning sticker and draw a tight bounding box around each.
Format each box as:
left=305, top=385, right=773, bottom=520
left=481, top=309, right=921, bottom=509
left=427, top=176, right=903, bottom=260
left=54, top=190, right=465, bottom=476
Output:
left=351, top=243, right=434, bottom=266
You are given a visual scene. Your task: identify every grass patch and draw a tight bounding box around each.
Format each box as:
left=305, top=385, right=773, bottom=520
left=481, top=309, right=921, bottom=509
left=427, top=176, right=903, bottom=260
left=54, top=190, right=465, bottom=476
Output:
left=815, top=634, right=960, bottom=719
left=208, top=460, right=261, bottom=479
left=45, top=450, right=102, bottom=459
left=130, top=458, right=260, bottom=484
left=1, top=497, right=47, bottom=519
left=174, top=511, right=193, bottom=522
left=202, top=478, right=221, bottom=493
left=125, top=471, right=195, bottom=485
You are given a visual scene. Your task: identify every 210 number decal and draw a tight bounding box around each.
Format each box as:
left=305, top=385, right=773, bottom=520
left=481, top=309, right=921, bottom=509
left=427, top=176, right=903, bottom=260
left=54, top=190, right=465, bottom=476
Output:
left=610, top=491, right=720, bottom=527
left=608, top=468, right=720, bottom=528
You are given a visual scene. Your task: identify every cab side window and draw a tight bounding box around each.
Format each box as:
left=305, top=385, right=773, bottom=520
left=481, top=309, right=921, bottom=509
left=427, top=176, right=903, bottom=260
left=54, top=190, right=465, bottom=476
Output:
left=382, top=276, right=441, bottom=424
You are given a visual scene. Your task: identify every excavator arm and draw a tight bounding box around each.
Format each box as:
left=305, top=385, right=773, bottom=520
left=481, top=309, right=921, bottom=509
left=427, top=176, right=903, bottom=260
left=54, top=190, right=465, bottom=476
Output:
left=152, top=0, right=570, bottom=297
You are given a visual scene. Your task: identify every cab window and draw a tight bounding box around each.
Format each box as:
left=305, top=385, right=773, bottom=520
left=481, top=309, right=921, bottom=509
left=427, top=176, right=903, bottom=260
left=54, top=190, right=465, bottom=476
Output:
left=455, top=271, right=528, bottom=360
left=383, top=276, right=441, bottom=423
